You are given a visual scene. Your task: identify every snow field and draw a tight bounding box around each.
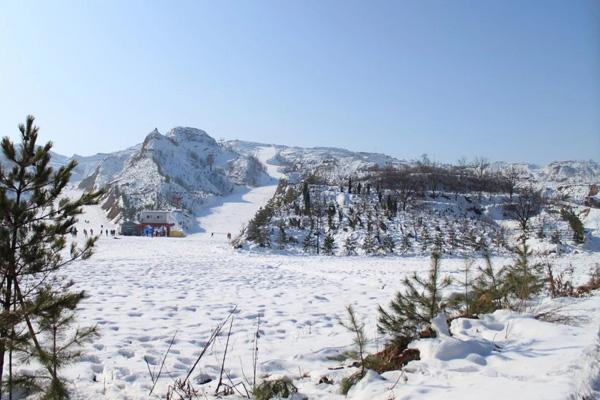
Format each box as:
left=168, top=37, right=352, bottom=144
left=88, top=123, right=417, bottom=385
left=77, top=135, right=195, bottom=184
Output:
left=57, top=235, right=600, bottom=399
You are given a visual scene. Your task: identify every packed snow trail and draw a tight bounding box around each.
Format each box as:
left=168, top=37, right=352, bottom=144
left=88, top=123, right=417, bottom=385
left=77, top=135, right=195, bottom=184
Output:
left=194, top=146, right=283, bottom=236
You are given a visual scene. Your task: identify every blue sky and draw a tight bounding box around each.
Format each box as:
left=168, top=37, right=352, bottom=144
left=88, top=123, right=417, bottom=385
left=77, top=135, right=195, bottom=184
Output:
left=0, top=0, right=598, bottom=163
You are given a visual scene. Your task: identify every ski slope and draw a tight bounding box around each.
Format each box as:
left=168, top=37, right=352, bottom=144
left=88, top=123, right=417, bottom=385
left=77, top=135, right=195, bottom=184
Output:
left=194, top=146, right=283, bottom=237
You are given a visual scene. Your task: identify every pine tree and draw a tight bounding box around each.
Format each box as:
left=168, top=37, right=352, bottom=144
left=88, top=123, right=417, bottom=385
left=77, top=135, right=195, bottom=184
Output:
left=419, top=226, right=430, bottom=252
left=303, top=230, right=315, bottom=253
left=561, top=208, right=585, bottom=244
left=380, top=234, right=395, bottom=254
left=400, top=234, right=412, bottom=254
left=246, top=205, right=273, bottom=247
left=504, top=242, right=544, bottom=304
left=327, top=203, right=336, bottom=231
left=361, top=231, right=377, bottom=255
left=447, top=226, right=459, bottom=250
left=339, top=305, right=367, bottom=374
left=448, top=259, right=474, bottom=317
left=472, top=254, right=507, bottom=314
left=34, top=283, right=98, bottom=398
left=378, top=253, right=452, bottom=346
left=344, top=235, right=358, bottom=256
left=323, top=234, right=336, bottom=255
left=276, top=222, right=287, bottom=250
left=433, top=230, right=444, bottom=254
left=302, top=182, right=311, bottom=215
left=0, top=116, right=103, bottom=397
left=492, top=226, right=507, bottom=250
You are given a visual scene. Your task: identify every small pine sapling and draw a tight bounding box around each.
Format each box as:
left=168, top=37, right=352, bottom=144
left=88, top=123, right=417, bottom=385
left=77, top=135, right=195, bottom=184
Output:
left=505, top=242, right=544, bottom=305
left=33, top=283, right=98, bottom=398
left=472, top=254, right=507, bottom=314
left=378, top=253, right=452, bottom=347
left=338, top=305, right=368, bottom=395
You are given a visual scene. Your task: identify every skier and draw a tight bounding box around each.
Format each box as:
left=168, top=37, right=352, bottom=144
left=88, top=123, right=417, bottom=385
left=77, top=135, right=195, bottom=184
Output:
left=83, top=229, right=88, bottom=238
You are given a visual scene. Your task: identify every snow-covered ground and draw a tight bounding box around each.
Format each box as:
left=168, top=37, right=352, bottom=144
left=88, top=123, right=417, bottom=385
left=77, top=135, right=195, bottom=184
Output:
left=57, top=235, right=600, bottom=399
left=48, top=150, right=600, bottom=399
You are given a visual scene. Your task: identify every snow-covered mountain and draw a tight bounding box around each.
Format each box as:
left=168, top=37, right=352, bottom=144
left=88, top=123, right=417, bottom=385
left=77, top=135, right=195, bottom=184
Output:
left=226, top=140, right=402, bottom=183
left=75, top=127, right=270, bottom=224
left=2, top=127, right=596, bottom=230
left=539, top=160, right=600, bottom=183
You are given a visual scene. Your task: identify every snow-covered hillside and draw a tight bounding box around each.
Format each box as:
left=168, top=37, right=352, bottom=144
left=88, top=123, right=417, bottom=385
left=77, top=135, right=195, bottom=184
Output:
left=3, top=128, right=596, bottom=236
left=74, top=128, right=270, bottom=228
left=227, top=140, right=402, bottom=184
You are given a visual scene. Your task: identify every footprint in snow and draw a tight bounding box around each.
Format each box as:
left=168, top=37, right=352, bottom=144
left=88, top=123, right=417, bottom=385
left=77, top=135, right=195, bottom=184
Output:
left=118, top=349, right=135, bottom=359
left=128, top=311, right=143, bottom=317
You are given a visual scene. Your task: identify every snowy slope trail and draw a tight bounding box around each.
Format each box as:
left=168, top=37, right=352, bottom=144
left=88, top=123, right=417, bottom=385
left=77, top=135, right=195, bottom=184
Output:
left=194, top=146, right=283, bottom=237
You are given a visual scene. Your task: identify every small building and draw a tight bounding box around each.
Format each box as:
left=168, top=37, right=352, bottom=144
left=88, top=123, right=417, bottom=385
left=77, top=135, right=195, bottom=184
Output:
left=140, top=210, right=172, bottom=224
left=138, top=210, right=175, bottom=236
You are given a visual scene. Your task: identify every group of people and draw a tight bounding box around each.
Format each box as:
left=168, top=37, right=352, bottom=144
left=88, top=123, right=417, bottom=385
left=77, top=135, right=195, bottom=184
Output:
left=210, top=232, right=232, bottom=240
left=143, top=225, right=168, bottom=237
left=71, top=222, right=116, bottom=238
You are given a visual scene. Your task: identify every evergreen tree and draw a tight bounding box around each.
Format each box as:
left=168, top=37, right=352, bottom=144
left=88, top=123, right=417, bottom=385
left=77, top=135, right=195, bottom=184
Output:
left=362, top=213, right=376, bottom=255
left=492, top=226, right=507, bottom=250
left=302, top=182, right=311, bottom=215
left=419, top=226, right=431, bottom=252
left=339, top=305, right=367, bottom=375
left=276, top=222, right=287, bottom=250
left=400, top=234, right=412, bottom=254
left=303, top=230, right=315, bottom=253
left=323, top=234, right=336, bottom=255
left=344, top=235, right=358, bottom=256
left=361, top=232, right=377, bottom=255
left=327, top=203, right=336, bottom=231
left=504, top=242, right=544, bottom=303
left=561, top=208, right=585, bottom=244
left=433, top=230, right=444, bottom=253
left=380, top=234, right=395, bottom=254
left=447, top=226, right=459, bottom=250
left=378, top=253, right=452, bottom=346
left=448, top=259, right=474, bottom=317
left=34, top=283, right=98, bottom=398
left=246, top=205, right=273, bottom=247
left=0, top=116, right=103, bottom=397
left=471, top=254, right=507, bottom=314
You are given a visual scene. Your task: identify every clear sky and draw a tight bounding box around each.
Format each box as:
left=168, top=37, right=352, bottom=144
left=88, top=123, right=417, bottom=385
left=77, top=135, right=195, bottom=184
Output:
left=0, top=0, right=598, bottom=164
